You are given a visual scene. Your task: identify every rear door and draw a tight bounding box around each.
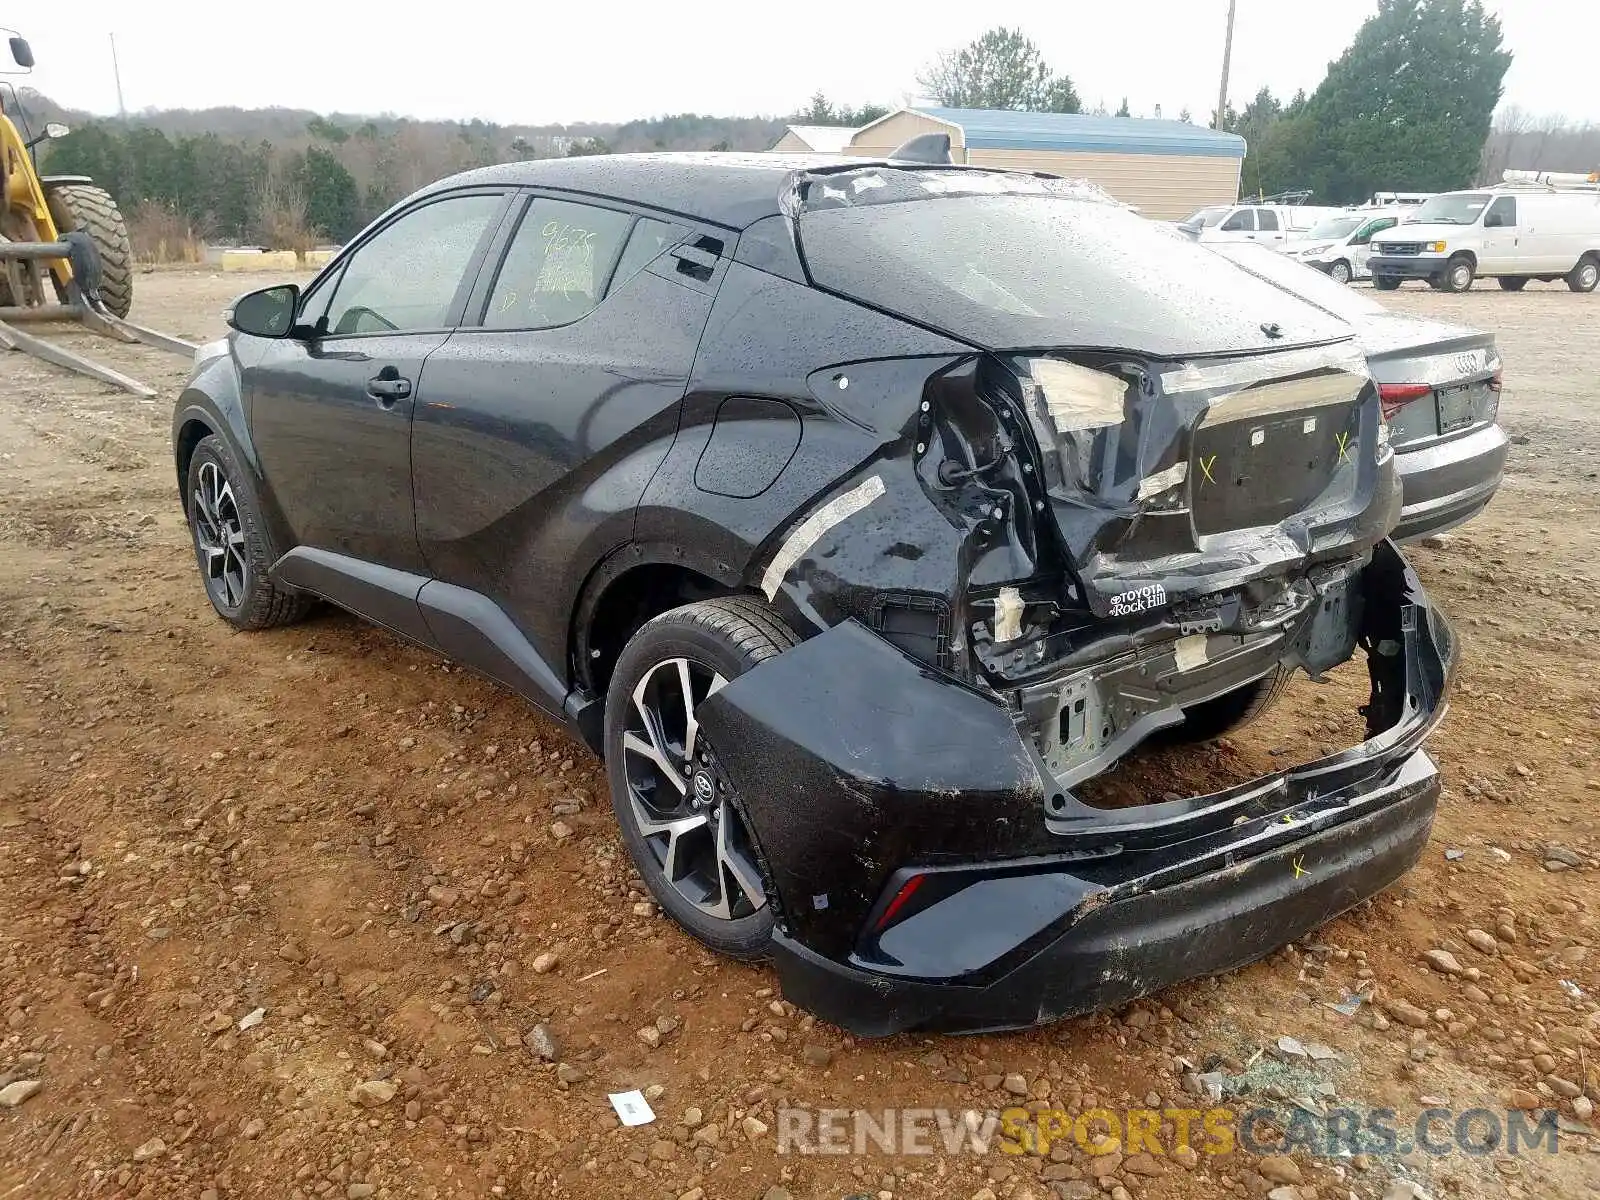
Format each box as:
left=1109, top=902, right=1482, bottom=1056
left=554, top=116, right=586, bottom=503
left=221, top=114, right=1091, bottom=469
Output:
left=244, top=190, right=510, bottom=573
left=411, top=191, right=719, bottom=685
left=1254, top=207, right=1285, bottom=245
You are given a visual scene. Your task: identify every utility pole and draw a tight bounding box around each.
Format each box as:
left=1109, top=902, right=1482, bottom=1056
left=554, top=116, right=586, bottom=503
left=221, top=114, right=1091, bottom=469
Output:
left=109, top=33, right=126, bottom=118
left=1215, top=0, right=1237, bottom=130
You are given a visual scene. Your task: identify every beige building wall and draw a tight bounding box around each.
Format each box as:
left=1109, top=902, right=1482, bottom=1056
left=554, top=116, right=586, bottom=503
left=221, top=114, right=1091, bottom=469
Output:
left=771, top=130, right=815, bottom=153
left=846, top=111, right=966, bottom=160
left=965, top=148, right=1242, bottom=219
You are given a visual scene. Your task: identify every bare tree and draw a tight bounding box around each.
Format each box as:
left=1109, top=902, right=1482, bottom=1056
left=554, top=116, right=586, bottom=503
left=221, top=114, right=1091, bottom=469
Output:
left=252, top=159, right=317, bottom=256
left=1480, top=107, right=1600, bottom=181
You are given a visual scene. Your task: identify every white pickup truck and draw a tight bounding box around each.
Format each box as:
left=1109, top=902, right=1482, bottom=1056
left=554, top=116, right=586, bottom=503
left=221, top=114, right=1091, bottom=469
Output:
left=1177, top=202, right=1346, bottom=246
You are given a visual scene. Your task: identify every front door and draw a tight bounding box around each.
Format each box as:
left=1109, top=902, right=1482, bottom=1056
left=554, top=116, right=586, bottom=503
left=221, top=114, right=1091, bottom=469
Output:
left=1478, top=195, right=1519, bottom=274
left=244, top=191, right=509, bottom=573
left=1350, top=215, right=1398, bottom=278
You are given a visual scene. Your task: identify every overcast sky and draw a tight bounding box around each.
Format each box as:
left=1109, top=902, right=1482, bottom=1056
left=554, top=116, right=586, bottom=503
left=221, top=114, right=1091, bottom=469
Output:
left=11, top=1, right=1600, bottom=127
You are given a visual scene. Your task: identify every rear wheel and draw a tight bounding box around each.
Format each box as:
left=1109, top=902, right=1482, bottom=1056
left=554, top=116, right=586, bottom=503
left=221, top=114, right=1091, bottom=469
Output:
left=604, top=597, right=799, bottom=959
left=45, top=183, right=133, bottom=318
left=1567, top=255, right=1599, bottom=293
left=1328, top=259, right=1352, bottom=285
left=1440, top=256, right=1475, bottom=293
left=1161, top=664, right=1295, bottom=745
left=1373, top=275, right=1400, bottom=292
left=1498, top=277, right=1529, bottom=291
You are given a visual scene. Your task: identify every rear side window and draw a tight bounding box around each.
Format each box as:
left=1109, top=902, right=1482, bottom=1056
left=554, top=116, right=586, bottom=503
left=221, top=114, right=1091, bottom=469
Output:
left=1256, top=208, right=1279, bottom=231
left=1221, top=209, right=1254, bottom=232
left=483, top=198, right=634, bottom=330
left=609, top=218, right=685, bottom=294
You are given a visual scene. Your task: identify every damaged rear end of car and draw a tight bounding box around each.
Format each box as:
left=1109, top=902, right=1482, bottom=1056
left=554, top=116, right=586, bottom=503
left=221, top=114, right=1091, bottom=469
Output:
left=694, top=166, right=1458, bottom=1035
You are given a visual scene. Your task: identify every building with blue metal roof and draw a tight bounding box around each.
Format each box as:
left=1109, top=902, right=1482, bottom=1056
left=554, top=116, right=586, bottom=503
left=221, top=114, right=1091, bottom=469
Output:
left=843, top=107, right=1247, bottom=220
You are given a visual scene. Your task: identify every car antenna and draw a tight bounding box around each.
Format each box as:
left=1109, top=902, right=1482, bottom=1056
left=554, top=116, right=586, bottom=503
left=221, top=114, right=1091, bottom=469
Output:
left=888, top=133, right=953, bottom=165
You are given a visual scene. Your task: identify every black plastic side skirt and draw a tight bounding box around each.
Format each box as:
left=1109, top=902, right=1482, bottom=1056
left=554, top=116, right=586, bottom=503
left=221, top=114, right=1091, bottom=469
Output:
left=269, top=547, right=572, bottom=727
left=414, top=580, right=568, bottom=720
left=272, top=547, right=435, bottom=645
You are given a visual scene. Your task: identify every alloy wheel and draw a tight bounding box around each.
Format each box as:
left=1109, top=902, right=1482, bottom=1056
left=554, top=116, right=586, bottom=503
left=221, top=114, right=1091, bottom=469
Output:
left=1330, top=261, right=1351, bottom=285
left=1579, top=262, right=1599, bottom=291
left=620, top=656, right=767, bottom=921
left=191, top=460, right=248, bottom=611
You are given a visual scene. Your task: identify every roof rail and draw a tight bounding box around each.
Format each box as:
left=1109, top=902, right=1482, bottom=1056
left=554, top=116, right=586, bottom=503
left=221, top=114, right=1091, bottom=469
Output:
left=1242, top=188, right=1314, bottom=205
left=1500, top=169, right=1600, bottom=193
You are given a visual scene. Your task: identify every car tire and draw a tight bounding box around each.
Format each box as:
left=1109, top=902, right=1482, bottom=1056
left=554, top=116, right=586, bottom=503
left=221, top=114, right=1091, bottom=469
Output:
left=1373, top=275, right=1400, bottom=291
left=1329, top=259, right=1352, bottom=285
left=1498, top=277, right=1529, bottom=291
left=1567, top=255, right=1599, bottom=293
left=184, top=434, right=312, bottom=630
left=1441, top=256, right=1475, bottom=293
left=1161, top=664, right=1295, bottom=745
left=604, top=597, right=799, bottom=960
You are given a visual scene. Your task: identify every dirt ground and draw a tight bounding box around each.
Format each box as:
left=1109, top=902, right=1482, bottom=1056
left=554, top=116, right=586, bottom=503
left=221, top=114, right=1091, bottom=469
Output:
left=1, top=269, right=1596, bottom=1200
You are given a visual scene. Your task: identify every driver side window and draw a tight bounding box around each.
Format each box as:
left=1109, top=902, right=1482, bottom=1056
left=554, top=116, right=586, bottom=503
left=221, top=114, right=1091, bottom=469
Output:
left=321, top=193, right=504, bottom=336
left=1484, top=196, right=1516, bottom=229
left=1353, top=217, right=1395, bottom=245
left=1220, top=208, right=1255, bottom=232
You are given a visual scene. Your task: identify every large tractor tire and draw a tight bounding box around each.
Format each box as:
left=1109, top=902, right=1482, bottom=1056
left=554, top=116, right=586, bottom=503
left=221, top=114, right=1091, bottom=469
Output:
left=45, top=183, right=133, bottom=318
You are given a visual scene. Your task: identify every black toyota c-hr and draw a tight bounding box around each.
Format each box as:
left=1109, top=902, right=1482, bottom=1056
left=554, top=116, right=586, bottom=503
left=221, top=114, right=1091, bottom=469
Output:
left=173, top=153, right=1456, bottom=1036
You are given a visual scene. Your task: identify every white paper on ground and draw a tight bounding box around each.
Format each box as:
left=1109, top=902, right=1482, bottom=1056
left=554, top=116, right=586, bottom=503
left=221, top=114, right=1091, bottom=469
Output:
left=608, top=1090, right=655, bottom=1126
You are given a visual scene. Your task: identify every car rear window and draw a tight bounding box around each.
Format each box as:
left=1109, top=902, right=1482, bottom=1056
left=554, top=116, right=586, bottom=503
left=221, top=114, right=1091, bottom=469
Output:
left=796, top=172, right=1349, bottom=357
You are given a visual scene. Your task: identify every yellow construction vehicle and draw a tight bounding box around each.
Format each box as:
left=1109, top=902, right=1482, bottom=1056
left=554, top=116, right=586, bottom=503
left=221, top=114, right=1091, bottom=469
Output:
left=2, top=28, right=192, bottom=395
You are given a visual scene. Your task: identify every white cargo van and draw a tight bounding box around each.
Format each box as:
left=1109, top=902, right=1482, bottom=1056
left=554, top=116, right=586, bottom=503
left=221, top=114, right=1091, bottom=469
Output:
left=1178, top=203, right=1346, bottom=246
left=1367, top=184, right=1600, bottom=292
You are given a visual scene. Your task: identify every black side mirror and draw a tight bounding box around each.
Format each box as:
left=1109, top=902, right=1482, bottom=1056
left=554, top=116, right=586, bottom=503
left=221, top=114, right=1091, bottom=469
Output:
left=8, top=36, right=34, bottom=70
left=227, top=284, right=300, bottom=339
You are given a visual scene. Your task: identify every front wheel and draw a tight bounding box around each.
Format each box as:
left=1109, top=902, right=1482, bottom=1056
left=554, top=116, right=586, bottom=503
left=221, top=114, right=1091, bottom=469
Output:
left=1373, top=275, right=1400, bottom=292
left=1329, top=259, right=1352, bottom=285
left=45, top=183, right=133, bottom=318
left=1441, top=256, right=1475, bottom=293
left=1567, top=255, right=1599, bottom=293
left=185, top=435, right=312, bottom=629
left=604, top=597, right=799, bottom=959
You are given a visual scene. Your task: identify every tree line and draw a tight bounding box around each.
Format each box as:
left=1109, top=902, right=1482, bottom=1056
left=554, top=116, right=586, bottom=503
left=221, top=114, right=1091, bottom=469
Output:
left=37, top=108, right=787, bottom=252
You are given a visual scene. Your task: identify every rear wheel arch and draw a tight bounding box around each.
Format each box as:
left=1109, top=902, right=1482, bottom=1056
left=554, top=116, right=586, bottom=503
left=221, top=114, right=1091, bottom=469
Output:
left=574, top=553, right=745, bottom=699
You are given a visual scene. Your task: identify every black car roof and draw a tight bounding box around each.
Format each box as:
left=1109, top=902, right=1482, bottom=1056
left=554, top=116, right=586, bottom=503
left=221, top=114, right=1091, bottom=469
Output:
left=423, top=152, right=872, bottom=229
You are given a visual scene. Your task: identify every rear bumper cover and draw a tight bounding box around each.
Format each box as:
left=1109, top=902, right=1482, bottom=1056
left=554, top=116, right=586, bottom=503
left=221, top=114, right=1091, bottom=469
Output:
left=698, top=541, right=1456, bottom=1035
left=1393, top=423, right=1509, bottom=541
